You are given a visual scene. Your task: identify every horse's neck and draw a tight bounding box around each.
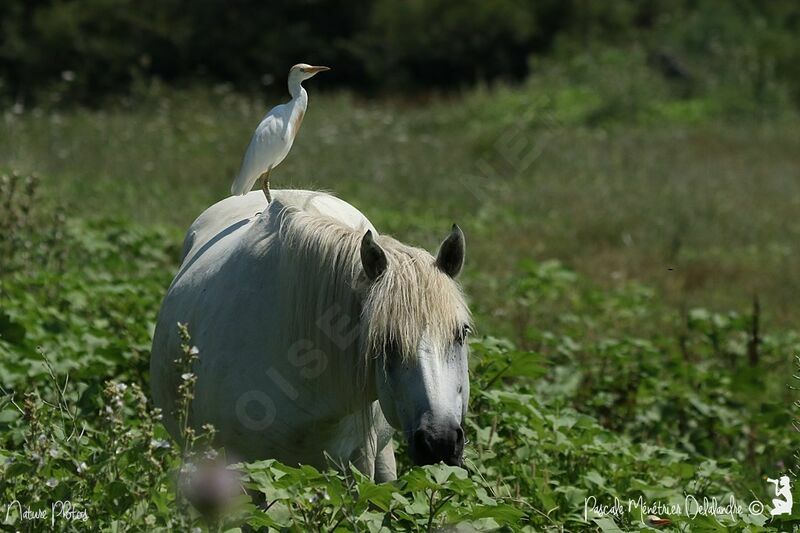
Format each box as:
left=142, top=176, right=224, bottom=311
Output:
left=268, top=206, right=377, bottom=419
left=281, top=281, right=375, bottom=412
left=316, top=297, right=376, bottom=404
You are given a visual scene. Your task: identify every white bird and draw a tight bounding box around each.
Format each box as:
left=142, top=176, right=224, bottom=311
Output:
left=231, top=63, right=330, bottom=202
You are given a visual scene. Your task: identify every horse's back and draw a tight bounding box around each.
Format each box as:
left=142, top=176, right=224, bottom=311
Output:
left=182, top=189, right=374, bottom=262
left=151, top=189, right=375, bottom=447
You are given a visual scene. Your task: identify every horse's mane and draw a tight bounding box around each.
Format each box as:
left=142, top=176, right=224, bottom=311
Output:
left=272, top=198, right=471, bottom=379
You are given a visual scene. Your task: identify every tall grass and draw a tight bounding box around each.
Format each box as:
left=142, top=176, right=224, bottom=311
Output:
left=3, top=73, right=800, bottom=335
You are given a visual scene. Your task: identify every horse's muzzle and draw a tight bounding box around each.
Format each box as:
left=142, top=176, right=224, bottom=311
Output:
left=409, top=419, right=465, bottom=467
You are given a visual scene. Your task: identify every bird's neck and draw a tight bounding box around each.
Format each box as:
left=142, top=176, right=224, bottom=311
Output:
left=288, top=78, right=307, bottom=100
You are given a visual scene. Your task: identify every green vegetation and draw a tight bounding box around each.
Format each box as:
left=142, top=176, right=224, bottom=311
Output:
left=0, top=167, right=798, bottom=529
left=3, top=49, right=800, bottom=326
left=1, top=30, right=800, bottom=532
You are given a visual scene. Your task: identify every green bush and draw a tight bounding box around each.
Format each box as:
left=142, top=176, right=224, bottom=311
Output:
left=2, top=0, right=800, bottom=109
left=1, top=182, right=797, bottom=529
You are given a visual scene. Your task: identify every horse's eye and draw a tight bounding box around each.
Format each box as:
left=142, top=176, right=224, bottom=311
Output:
left=383, top=338, right=400, bottom=357
left=455, top=324, right=472, bottom=344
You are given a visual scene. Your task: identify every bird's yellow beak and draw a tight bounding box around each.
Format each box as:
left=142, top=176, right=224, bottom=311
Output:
left=308, top=66, right=331, bottom=73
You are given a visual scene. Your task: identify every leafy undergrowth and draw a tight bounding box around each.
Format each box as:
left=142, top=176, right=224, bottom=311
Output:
left=0, top=175, right=798, bottom=531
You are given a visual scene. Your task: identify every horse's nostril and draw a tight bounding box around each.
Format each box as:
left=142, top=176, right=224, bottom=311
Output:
left=454, top=425, right=465, bottom=448
left=410, top=422, right=465, bottom=466
left=413, top=429, right=430, bottom=449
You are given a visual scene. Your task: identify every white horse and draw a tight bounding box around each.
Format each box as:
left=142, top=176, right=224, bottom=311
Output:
left=150, top=190, right=471, bottom=481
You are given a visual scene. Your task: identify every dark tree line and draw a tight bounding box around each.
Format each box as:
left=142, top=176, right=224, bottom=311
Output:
left=1, top=0, right=798, bottom=105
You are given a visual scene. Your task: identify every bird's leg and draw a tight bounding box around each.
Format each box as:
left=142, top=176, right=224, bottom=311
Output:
left=261, top=169, right=272, bottom=203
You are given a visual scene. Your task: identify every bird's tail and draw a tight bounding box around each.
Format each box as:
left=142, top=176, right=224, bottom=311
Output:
left=230, top=172, right=250, bottom=196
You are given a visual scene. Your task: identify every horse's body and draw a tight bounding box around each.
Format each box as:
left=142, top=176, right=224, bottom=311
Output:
left=151, top=190, right=470, bottom=480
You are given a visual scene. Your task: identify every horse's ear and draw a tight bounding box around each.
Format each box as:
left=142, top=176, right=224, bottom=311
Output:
left=436, top=224, right=465, bottom=278
left=360, top=230, right=388, bottom=281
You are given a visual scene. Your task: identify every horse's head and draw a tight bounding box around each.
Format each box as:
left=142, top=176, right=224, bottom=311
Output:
left=360, top=225, right=471, bottom=467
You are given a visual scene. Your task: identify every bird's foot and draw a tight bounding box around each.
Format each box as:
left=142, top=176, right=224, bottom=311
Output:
left=261, top=176, right=272, bottom=203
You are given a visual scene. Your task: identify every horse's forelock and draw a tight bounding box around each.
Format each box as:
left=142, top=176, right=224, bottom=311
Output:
left=277, top=204, right=470, bottom=377
left=361, top=238, right=471, bottom=365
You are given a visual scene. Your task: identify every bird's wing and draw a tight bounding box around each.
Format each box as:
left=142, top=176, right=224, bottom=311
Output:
left=230, top=109, right=289, bottom=195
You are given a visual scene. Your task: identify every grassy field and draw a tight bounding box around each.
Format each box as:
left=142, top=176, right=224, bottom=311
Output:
left=3, top=81, right=800, bottom=335
left=1, top=76, right=800, bottom=530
